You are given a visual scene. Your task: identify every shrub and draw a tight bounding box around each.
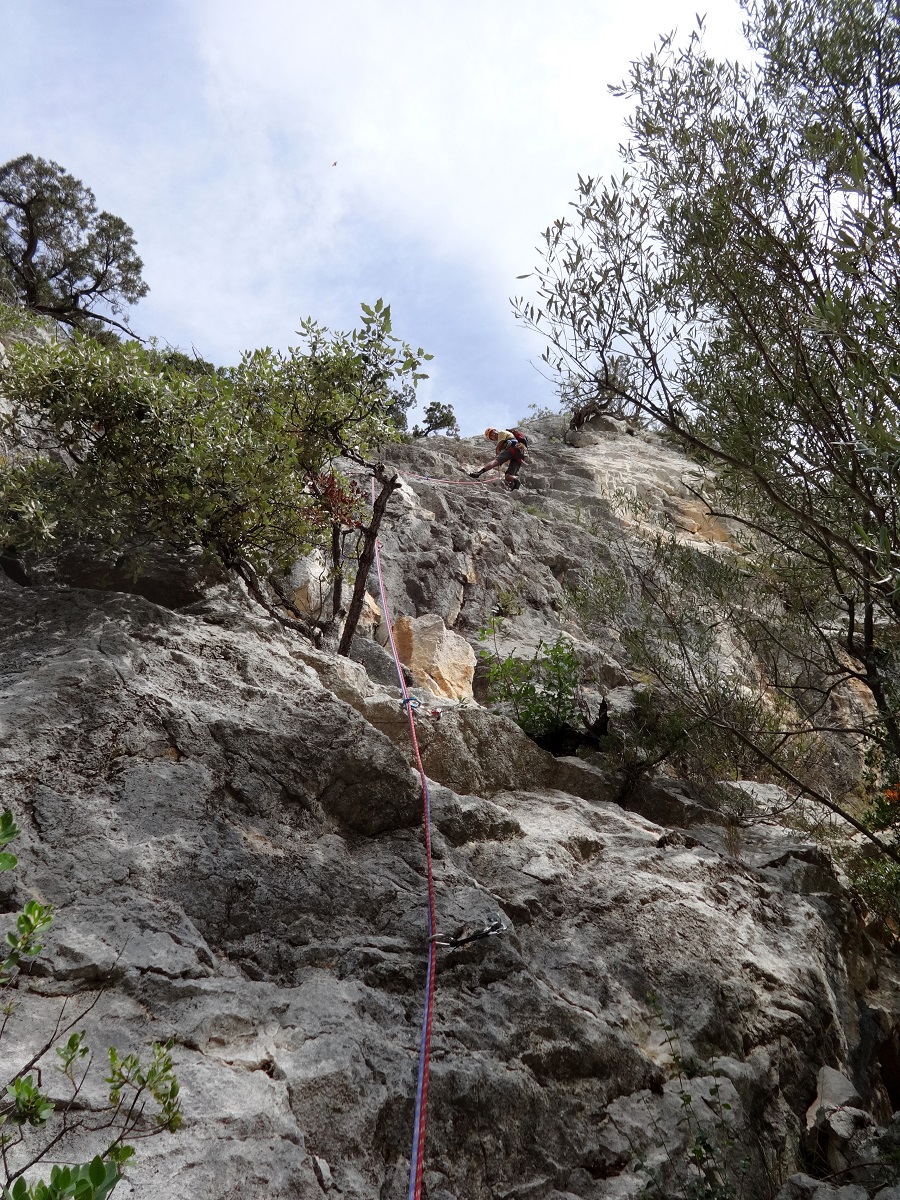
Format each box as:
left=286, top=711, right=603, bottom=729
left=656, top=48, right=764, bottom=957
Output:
left=478, top=623, right=583, bottom=739
left=0, top=305, right=426, bottom=578
left=568, top=531, right=900, bottom=860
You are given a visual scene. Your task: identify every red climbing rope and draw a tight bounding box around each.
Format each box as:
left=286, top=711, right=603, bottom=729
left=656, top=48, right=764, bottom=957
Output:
left=402, top=471, right=507, bottom=487
left=369, top=479, right=438, bottom=1200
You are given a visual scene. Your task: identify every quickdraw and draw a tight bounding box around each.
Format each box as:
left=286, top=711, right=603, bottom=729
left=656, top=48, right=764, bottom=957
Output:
left=399, top=697, right=442, bottom=720
left=431, top=913, right=509, bottom=949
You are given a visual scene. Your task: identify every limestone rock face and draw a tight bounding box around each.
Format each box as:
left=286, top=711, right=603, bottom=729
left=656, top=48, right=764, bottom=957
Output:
left=357, top=692, right=614, bottom=804
left=0, top=425, right=898, bottom=1200
left=283, top=548, right=331, bottom=619
left=25, top=543, right=227, bottom=608
left=565, top=413, right=628, bottom=442
left=392, top=612, right=476, bottom=699
left=360, top=428, right=742, bottom=687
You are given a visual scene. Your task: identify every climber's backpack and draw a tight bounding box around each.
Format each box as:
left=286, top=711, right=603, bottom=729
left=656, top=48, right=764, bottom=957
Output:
left=509, top=428, right=529, bottom=460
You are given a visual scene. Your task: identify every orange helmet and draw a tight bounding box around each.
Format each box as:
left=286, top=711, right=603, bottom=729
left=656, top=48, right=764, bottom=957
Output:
left=484, top=427, right=497, bottom=439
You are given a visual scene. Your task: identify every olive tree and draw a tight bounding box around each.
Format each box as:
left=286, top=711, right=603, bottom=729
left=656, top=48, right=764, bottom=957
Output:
left=514, top=0, right=900, bottom=879
left=0, top=155, right=147, bottom=336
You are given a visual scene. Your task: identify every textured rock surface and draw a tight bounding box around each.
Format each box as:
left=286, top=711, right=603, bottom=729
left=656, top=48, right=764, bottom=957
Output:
left=393, top=613, right=476, bottom=699
left=1, top=425, right=899, bottom=1199
left=363, top=420, right=739, bottom=673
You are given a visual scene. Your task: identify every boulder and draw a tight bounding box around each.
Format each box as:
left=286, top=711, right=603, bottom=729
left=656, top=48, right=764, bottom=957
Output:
left=282, top=549, right=330, bottom=619
left=349, top=635, right=408, bottom=688
left=393, top=612, right=476, bottom=699
left=565, top=415, right=626, bottom=445
left=357, top=590, right=383, bottom=637
left=776, top=1176, right=870, bottom=1200
left=627, top=774, right=727, bottom=829
left=806, top=1067, right=864, bottom=1130
left=356, top=693, right=614, bottom=804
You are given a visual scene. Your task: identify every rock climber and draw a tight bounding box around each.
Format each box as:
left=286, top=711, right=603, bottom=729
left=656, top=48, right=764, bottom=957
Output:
left=468, top=428, right=527, bottom=491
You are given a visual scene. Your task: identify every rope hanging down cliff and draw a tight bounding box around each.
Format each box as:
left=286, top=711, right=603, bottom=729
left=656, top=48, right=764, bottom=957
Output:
left=370, top=480, right=438, bottom=1200
left=401, top=471, right=507, bottom=487
left=369, top=477, right=509, bottom=1197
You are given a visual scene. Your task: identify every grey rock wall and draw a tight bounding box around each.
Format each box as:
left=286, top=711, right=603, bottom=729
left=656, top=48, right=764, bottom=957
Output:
left=0, top=425, right=898, bottom=1199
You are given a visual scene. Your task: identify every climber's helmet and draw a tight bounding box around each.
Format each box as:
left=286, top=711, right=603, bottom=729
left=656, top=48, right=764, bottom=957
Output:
left=484, top=427, right=498, bottom=440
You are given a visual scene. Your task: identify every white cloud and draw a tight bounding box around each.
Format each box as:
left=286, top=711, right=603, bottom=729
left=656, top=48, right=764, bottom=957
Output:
left=187, top=0, right=747, bottom=264
left=3, top=0, right=752, bottom=431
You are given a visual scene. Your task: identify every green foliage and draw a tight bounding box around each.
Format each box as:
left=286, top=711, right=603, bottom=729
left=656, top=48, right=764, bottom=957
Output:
left=491, top=586, right=524, bottom=619
left=106, top=1041, right=182, bottom=1134
left=0, top=808, right=21, bottom=872
left=56, top=1032, right=89, bottom=1080
left=0, top=816, right=181, bottom=1197
left=0, top=301, right=56, bottom=342
left=1, top=898, right=53, bottom=985
left=478, top=622, right=582, bottom=738
left=567, top=531, right=900, bottom=858
left=358, top=298, right=432, bottom=432
left=144, top=343, right=217, bottom=380
left=574, top=542, right=831, bottom=776
left=5, top=1078, right=54, bottom=1128
left=514, top=0, right=900, bottom=844
left=0, top=155, right=147, bottom=336
left=565, top=560, right=629, bottom=631
left=0, top=305, right=427, bottom=576
left=596, top=686, right=699, bottom=778
left=1, top=1149, right=134, bottom=1200
left=860, top=782, right=900, bottom=840
left=411, top=400, right=459, bottom=438
left=845, top=761, right=900, bottom=928
left=849, top=856, right=900, bottom=931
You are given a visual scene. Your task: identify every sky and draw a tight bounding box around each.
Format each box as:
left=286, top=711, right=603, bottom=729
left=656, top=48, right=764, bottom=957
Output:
left=2, top=0, right=751, bottom=435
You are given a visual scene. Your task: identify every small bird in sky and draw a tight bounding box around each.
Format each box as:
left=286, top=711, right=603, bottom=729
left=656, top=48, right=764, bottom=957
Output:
left=331, top=161, right=337, bottom=167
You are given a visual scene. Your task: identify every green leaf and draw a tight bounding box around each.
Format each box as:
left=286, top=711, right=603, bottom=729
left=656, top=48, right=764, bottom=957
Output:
left=0, top=810, right=20, bottom=848
left=0, top=852, right=17, bottom=871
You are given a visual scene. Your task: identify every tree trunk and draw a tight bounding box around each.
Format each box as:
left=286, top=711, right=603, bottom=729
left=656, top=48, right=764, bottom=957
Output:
left=337, top=471, right=400, bottom=657
left=330, top=522, right=344, bottom=622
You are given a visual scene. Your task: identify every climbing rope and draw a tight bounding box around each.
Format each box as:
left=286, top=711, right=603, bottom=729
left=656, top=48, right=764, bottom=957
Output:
left=370, top=477, right=509, bottom=1196
left=401, top=471, right=507, bottom=488
left=370, top=481, right=438, bottom=1200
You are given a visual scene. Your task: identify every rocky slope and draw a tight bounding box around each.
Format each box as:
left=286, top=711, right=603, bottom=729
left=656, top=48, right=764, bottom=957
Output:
left=1, top=417, right=899, bottom=1200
